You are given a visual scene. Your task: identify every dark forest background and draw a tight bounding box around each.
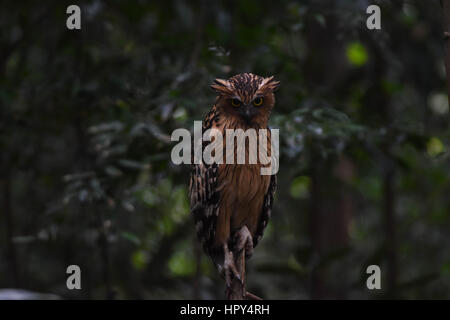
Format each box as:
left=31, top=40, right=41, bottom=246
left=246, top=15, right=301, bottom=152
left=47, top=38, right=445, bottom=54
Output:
left=0, top=0, right=449, bottom=299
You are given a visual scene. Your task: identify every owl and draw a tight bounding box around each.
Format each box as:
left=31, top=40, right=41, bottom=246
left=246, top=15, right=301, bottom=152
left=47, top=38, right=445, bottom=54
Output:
left=189, top=73, right=279, bottom=289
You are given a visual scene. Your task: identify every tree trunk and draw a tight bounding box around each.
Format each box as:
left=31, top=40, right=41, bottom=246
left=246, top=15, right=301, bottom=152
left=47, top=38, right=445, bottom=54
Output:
left=192, top=240, right=201, bottom=299
left=442, top=1, right=450, bottom=105
left=383, top=166, right=397, bottom=297
left=309, top=157, right=326, bottom=299
left=2, top=170, right=19, bottom=287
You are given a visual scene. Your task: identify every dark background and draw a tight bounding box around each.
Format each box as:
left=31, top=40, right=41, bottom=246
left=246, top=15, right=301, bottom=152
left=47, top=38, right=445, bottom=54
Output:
left=0, top=0, right=449, bottom=299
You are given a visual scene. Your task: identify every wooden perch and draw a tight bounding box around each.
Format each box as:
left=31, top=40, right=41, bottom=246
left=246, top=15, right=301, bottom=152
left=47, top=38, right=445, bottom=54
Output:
left=225, top=247, right=262, bottom=300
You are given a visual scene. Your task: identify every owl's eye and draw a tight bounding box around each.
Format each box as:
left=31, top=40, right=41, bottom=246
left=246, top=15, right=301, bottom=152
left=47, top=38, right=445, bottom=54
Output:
left=253, top=97, right=263, bottom=106
left=231, top=98, right=241, bottom=107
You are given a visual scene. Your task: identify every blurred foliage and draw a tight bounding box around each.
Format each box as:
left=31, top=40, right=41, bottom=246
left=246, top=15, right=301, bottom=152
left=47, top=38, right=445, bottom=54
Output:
left=0, top=0, right=449, bottom=299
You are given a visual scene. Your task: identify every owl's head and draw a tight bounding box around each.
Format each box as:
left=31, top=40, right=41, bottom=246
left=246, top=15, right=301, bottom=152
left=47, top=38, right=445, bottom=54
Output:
left=211, top=73, right=279, bottom=126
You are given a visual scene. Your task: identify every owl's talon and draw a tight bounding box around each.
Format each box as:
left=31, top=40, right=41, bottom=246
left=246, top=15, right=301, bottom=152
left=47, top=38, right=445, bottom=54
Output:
left=222, top=243, right=240, bottom=289
left=233, top=226, right=254, bottom=259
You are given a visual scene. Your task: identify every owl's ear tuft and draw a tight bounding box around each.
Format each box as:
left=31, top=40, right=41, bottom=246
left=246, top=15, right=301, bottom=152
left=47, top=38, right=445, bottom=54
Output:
left=270, top=79, right=280, bottom=92
left=210, top=78, right=232, bottom=95
left=265, top=76, right=280, bottom=91
left=257, top=76, right=280, bottom=95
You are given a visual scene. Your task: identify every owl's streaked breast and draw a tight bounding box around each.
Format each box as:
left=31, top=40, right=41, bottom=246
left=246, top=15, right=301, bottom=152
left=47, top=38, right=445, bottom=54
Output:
left=211, top=118, right=272, bottom=247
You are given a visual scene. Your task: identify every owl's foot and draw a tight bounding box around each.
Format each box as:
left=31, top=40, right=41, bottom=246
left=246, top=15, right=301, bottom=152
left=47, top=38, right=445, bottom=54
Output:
left=221, top=243, right=241, bottom=289
left=233, top=225, right=254, bottom=259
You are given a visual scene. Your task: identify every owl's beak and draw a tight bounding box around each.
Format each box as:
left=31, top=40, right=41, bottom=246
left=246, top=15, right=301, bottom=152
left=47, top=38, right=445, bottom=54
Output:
left=241, top=105, right=254, bottom=122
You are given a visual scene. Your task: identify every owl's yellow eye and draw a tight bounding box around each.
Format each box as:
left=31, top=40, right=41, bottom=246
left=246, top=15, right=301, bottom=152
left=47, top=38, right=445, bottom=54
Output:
left=231, top=98, right=241, bottom=107
left=253, top=97, right=263, bottom=106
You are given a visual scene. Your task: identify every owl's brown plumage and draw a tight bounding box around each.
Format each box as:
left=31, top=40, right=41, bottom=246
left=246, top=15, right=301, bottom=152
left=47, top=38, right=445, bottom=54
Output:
left=189, top=73, right=279, bottom=277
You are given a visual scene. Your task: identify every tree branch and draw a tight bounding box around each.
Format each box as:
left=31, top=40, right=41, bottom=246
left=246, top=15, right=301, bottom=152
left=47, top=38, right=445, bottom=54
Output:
left=226, top=248, right=245, bottom=300
left=225, top=247, right=262, bottom=300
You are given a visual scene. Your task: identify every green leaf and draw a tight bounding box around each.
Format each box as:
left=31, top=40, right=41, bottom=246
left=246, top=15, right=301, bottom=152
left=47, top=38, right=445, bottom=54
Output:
left=346, top=42, right=368, bottom=67
left=131, top=250, right=148, bottom=270
left=121, top=232, right=141, bottom=246
left=427, top=137, right=444, bottom=157
left=314, top=14, right=326, bottom=27
left=442, top=261, right=450, bottom=276
left=105, top=166, right=123, bottom=177
left=290, top=176, right=310, bottom=199
left=168, top=250, right=195, bottom=276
